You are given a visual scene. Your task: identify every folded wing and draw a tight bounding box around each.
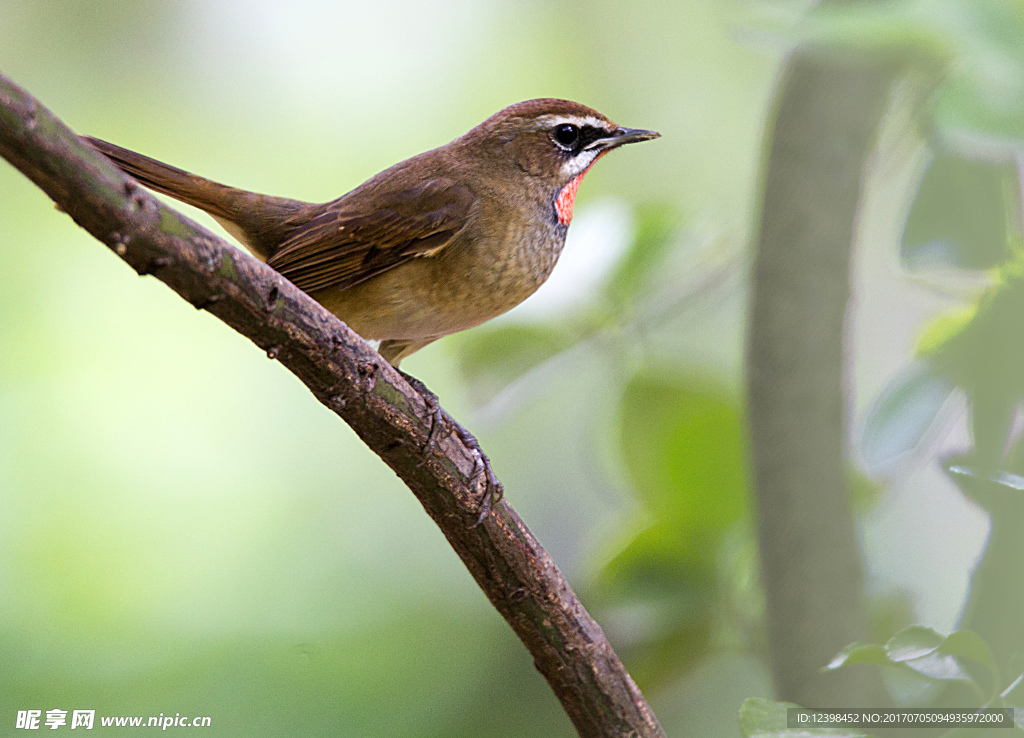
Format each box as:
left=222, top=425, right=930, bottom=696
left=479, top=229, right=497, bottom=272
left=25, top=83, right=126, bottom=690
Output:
left=268, top=179, right=476, bottom=293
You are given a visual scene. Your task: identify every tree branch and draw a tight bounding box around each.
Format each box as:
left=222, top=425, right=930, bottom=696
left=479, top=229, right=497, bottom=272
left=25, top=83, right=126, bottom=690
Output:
left=0, top=73, right=664, bottom=738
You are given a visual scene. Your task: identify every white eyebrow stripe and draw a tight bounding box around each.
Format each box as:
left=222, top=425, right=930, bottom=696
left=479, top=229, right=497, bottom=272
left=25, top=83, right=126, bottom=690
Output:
left=532, top=114, right=616, bottom=132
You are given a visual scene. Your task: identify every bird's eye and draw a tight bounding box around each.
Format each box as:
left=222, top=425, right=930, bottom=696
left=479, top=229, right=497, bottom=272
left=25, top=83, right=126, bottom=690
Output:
left=553, top=123, right=580, bottom=149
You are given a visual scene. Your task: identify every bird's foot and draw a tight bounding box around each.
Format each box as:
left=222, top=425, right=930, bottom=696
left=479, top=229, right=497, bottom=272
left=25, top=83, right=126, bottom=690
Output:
left=398, top=370, right=448, bottom=459
left=398, top=370, right=503, bottom=526
left=450, top=422, right=504, bottom=526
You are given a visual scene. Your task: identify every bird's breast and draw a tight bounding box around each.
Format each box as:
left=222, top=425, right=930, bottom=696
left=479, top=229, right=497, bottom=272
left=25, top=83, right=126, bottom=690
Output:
left=316, top=209, right=568, bottom=343
left=478, top=217, right=567, bottom=304
left=410, top=213, right=567, bottom=332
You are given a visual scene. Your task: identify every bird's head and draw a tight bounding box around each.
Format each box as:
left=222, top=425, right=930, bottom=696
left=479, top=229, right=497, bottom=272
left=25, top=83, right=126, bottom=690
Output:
left=462, top=98, right=659, bottom=225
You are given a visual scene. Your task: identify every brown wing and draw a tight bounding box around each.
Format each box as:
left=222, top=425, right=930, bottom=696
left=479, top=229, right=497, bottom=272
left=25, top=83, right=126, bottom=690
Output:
left=267, top=179, right=475, bottom=293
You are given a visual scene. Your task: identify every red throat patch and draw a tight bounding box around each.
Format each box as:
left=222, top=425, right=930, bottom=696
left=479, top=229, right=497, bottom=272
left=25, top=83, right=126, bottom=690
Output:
left=554, top=151, right=607, bottom=225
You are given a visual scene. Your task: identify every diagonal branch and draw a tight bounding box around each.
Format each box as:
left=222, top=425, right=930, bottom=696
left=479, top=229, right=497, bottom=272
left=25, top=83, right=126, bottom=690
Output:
left=0, top=73, right=664, bottom=738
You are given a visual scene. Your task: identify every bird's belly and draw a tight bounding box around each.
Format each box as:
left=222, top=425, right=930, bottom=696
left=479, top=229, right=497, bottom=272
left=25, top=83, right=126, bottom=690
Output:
left=314, top=224, right=565, bottom=342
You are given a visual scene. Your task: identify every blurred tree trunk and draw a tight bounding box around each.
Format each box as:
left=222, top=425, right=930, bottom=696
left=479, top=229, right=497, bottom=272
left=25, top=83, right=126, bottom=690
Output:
left=746, top=50, right=893, bottom=707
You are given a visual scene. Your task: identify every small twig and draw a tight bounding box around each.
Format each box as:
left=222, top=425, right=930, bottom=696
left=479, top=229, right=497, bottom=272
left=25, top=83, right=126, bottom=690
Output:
left=0, top=72, right=664, bottom=737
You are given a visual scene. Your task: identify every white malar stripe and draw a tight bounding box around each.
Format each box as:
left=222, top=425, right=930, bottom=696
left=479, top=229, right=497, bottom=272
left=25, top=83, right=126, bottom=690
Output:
left=560, top=148, right=601, bottom=178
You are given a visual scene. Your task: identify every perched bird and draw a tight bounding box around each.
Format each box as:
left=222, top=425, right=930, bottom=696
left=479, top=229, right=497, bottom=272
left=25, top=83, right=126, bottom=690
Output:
left=86, top=99, right=659, bottom=520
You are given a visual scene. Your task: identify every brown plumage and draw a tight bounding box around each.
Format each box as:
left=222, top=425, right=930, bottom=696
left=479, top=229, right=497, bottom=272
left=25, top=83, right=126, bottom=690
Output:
left=85, top=98, right=658, bottom=365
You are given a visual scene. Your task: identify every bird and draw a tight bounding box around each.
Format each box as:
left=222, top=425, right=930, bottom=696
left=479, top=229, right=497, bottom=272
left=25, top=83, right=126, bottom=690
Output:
left=85, top=98, right=659, bottom=522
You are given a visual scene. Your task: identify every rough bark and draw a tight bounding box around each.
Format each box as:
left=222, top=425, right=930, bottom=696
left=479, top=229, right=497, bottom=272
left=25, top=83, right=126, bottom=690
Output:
left=0, top=73, right=664, bottom=738
left=747, top=53, right=894, bottom=707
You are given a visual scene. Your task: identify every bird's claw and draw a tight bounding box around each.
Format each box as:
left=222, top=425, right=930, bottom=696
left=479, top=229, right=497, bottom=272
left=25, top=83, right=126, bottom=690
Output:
left=399, top=370, right=449, bottom=464
left=452, top=424, right=503, bottom=527
left=421, top=402, right=447, bottom=463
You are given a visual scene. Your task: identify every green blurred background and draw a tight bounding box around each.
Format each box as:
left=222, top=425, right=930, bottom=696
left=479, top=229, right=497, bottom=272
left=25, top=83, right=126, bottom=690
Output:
left=2, top=1, right=1022, bottom=735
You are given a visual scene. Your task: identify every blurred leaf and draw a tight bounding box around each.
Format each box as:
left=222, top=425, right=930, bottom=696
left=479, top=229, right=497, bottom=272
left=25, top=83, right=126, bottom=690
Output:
left=790, top=0, right=1024, bottom=153
left=902, top=154, right=1016, bottom=270
left=920, top=269, right=1024, bottom=449
left=928, top=0, right=1024, bottom=154
left=739, top=697, right=787, bottom=736
left=916, top=305, right=979, bottom=357
left=902, top=651, right=973, bottom=683
left=886, top=625, right=944, bottom=662
left=457, top=323, right=578, bottom=402
left=826, top=643, right=890, bottom=670
left=618, top=370, right=747, bottom=561
left=738, top=698, right=873, bottom=738
left=942, top=630, right=1002, bottom=696
left=970, top=390, right=1017, bottom=467
left=826, top=627, right=1002, bottom=703
left=787, top=1, right=955, bottom=53
left=933, top=73, right=1024, bottom=153
left=605, top=203, right=680, bottom=309
left=738, top=698, right=792, bottom=737
left=595, top=501, right=719, bottom=685
left=950, top=454, right=1024, bottom=507
left=945, top=460, right=1010, bottom=511
left=600, top=524, right=715, bottom=597
left=593, top=553, right=716, bottom=688
left=826, top=628, right=977, bottom=684
left=948, top=452, right=1024, bottom=689
left=928, top=260, right=1024, bottom=380
left=593, top=371, right=747, bottom=684
left=859, top=360, right=955, bottom=471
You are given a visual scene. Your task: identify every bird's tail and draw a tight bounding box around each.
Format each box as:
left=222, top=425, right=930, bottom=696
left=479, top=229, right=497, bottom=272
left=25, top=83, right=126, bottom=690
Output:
left=85, top=136, right=243, bottom=219
left=83, top=136, right=313, bottom=259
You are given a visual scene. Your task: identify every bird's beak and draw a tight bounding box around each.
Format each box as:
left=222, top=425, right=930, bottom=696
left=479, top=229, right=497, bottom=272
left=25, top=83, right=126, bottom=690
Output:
left=586, top=126, right=661, bottom=151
